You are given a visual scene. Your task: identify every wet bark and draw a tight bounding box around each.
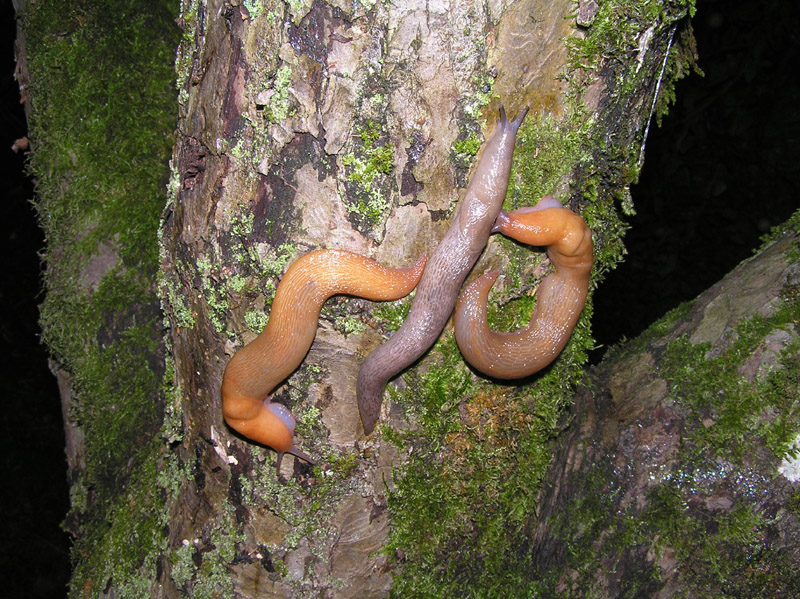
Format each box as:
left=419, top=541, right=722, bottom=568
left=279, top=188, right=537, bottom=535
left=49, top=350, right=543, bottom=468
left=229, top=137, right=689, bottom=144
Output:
left=531, top=229, right=800, bottom=596
left=157, top=0, right=701, bottom=596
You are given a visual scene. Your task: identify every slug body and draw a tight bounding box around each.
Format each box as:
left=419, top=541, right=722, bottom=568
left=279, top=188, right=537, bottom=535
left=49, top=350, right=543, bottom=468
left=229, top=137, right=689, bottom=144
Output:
left=453, top=197, right=593, bottom=379
left=357, top=106, right=529, bottom=434
left=221, top=249, right=426, bottom=467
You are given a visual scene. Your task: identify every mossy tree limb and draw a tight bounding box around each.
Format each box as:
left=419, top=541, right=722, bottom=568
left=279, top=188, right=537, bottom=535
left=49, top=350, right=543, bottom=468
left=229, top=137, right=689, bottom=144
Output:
left=17, top=0, right=180, bottom=596
left=530, top=220, right=800, bottom=597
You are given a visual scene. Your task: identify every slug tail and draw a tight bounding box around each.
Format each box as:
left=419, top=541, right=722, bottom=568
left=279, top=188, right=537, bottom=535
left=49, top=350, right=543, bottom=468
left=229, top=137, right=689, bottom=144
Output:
left=357, top=363, right=383, bottom=435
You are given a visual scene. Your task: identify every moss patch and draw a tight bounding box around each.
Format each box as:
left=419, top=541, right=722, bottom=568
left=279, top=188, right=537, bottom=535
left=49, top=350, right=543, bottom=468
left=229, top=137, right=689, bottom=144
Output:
left=385, top=0, right=699, bottom=596
left=22, top=0, right=180, bottom=595
left=387, top=330, right=591, bottom=597
left=342, top=116, right=395, bottom=223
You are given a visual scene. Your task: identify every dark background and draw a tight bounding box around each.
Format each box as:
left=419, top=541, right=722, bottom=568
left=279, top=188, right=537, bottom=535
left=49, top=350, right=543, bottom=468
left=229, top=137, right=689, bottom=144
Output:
left=2, top=0, right=797, bottom=596
left=2, top=5, right=70, bottom=599
left=592, top=1, right=799, bottom=354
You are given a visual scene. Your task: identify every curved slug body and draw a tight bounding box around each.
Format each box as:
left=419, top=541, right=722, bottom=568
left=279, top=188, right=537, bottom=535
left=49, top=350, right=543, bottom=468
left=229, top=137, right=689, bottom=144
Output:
left=221, top=249, right=426, bottom=466
left=357, top=106, right=529, bottom=434
left=453, top=197, right=593, bottom=379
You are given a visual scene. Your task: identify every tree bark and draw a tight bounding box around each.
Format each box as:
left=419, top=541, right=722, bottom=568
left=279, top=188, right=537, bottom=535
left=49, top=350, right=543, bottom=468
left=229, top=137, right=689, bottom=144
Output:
left=19, top=0, right=732, bottom=596
left=159, top=0, right=699, bottom=597
left=532, top=227, right=800, bottom=596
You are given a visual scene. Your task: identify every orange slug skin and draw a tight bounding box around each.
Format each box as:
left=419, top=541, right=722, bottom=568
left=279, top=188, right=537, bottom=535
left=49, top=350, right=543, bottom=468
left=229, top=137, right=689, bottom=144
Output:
left=221, top=249, right=426, bottom=459
left=454, top=198, right=593, bottom=379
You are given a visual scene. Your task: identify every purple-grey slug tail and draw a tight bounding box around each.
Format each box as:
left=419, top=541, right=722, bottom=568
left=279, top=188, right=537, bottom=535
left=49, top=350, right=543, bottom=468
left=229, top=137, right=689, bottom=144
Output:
left=357, top=365, right=382, bottom=435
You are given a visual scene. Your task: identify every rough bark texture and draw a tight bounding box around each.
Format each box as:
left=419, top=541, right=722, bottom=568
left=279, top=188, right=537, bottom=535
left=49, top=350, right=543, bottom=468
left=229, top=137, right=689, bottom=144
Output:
left=531, top=229, right=800, bottom=596
left=157, top=0, right=698, bottom=596
left=19, top=0, right=799, bottom=594
left=14, top=0, right=703, bottom=595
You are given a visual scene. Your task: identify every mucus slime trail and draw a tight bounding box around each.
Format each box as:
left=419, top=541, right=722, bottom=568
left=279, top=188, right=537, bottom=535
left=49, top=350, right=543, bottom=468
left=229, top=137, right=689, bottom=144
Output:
left=221, top=249, right=426, bottom=469
left=357, top=106, right=529, bottom=434
left=454, top=197, right=593, bottom=379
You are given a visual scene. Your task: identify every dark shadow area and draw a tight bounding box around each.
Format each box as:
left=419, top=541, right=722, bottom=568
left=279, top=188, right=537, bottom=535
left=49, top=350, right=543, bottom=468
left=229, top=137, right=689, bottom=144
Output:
left=2, top=5, right=71, bottom=599
left=592, top=0, right=800, bottom=360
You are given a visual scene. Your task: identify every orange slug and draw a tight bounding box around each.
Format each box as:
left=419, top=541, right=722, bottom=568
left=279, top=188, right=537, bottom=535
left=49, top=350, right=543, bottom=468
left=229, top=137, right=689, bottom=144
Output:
left=221, top=249, right=426, bottom=469
left=453, top=196, right=593, bottom=379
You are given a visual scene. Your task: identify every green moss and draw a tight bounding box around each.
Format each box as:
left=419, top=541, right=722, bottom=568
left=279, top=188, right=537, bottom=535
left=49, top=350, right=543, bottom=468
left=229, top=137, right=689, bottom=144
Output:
left=237, top=456, right=331, bottom=556
left=387, top=330, right=588, bottom=597
left=509, top=111, right=593, bottom=207
left=384, top=1, right=707, bottom=596
left=334, top=315, right=366, bottom=335
left=464, top=73, right=495, bottom=121
left=167, top=502, right=241, bottom=598
left=452, top=134, right=482, bottom=158
left=558, top=0, right=699, bottom=262
left=268, top=64, right=293, bottom=123
left=564, top=0, right=697, bottom=102
left=503, top=99, right=631, bottom=284
left=641, top=474, right=799, bottom=596
left=371, top=292, right=415, bottom=332
left=342, top=118, right=395, bottom=222
left=661, top=305, right=800, bottom=463
left=22, top=0, right=181, bottom=596
left=197, top=257, right=229, bottom=333
left=540, top=465, right=659, bottom=597
left=450, top=76, right=496, bottom=175
left=174, top=0, right=201, bottom=106
left=243, top=0, right=265, bottom=20
left=217, top=218, right=296, bottom=315
left=646, top=485, right=768, bottom=587
left=652, top=19, right=702, bottom=126
left=68, top=440, right=172, bottom=599
left=244, top=310, right=270, bottom=334
left=539, top=268, right=800, bottom=596
left=164, top=274, right=196, bottom=329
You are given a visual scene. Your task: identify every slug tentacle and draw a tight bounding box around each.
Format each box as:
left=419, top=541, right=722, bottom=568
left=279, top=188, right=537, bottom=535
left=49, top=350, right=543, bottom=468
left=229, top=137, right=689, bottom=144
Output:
left=454, top=198, right=593, bottom=379
left=221, top=249, right=426, bottom=468
left=356, top=105, right=529, bottom=434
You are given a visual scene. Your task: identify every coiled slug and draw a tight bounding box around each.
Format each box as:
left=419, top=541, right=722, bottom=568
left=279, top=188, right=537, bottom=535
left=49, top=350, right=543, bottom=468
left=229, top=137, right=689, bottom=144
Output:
left=453, top=197, right=593, bottom=378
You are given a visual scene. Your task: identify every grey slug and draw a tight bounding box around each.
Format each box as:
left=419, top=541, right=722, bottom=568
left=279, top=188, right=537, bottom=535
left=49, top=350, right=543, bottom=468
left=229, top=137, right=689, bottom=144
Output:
left=356, top=105, right=529, bottom=434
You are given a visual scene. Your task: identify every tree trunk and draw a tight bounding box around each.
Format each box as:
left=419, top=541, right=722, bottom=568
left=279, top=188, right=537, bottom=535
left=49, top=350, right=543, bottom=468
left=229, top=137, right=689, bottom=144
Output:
left=24, top=0, right=775, bottom=596
left=159, top=0, right=698, bottom=596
